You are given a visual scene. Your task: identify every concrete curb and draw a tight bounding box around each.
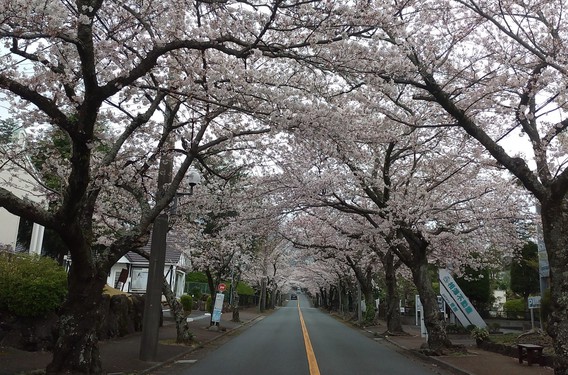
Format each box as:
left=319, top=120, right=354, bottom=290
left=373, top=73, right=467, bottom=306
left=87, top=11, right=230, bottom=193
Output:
left=377, top=332, right=474, bottom=375
left=139, top=314, right=266, bottom=375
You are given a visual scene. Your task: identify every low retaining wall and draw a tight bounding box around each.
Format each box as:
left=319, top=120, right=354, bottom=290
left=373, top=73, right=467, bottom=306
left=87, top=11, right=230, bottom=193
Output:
left=0, top=293, right=150, bottom=351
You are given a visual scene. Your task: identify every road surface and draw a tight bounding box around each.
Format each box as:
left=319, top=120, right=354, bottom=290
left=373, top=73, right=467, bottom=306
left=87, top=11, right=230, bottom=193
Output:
left=151, top=294, right=448, bottom=375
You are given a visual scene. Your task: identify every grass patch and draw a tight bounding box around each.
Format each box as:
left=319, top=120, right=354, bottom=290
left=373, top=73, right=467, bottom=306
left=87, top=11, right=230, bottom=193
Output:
left=488, top=333, right=517, bottom=345
left=489, top=332, right=555, bottom=355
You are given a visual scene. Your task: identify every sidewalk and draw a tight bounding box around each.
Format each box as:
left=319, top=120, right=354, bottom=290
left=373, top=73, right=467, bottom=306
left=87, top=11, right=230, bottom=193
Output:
left=367, top=320, right=554, bottom=375
left=0, top=310, right=556, bottom=375
left=0, top=307, right=262, bottom=375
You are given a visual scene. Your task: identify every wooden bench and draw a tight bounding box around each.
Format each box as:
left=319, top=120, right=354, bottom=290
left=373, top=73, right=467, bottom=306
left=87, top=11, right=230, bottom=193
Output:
left=517, top=344, right=544, bottom=366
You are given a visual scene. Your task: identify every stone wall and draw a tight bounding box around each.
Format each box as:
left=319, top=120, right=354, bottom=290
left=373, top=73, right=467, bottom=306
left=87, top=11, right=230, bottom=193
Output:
left=0, top=293, right=149, bottom=351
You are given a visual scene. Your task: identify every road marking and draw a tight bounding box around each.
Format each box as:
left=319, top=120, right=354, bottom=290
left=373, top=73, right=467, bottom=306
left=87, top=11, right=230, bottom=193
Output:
left=298, top=301, right=321, bottom=375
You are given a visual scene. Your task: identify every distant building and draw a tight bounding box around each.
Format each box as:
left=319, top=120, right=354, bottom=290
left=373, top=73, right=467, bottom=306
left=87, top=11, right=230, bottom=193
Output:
left=107, top=236, right=190, bottom=298
left=0, top=128, right=45, bottom=254
left=491, top=290, right=506, bottom=317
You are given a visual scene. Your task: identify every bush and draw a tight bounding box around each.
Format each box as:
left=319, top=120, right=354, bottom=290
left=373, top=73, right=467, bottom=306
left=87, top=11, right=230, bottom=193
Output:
left=206, top=295, right=212, bottom=312
left=471, top=327, right=490, bottom=342
left=503, top=298, right=526, bottom=319
left=487, top=322, right=501, bottom=333
left=0, top=252, right=67, bottom=317
left=190, top=287, right=202, bottom=300
left=180, top=294, right=193, bottom=312
left=235, top=282, right=255, bottom=296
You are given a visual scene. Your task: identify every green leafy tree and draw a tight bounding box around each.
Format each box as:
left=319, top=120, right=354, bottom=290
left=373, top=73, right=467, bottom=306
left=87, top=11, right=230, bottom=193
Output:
left=510, top=242, right=540, bottom=307
left=455, top=266, right=492, bottom=317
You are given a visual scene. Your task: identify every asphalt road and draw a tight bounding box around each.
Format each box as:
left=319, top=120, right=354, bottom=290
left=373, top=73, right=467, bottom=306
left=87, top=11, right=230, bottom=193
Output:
left=154, top=294, right=447, bottom=375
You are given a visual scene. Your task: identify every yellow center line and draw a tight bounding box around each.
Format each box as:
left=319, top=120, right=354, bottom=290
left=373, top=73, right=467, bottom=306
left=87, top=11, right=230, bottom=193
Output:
left=298, top=300, right=321, bottom=375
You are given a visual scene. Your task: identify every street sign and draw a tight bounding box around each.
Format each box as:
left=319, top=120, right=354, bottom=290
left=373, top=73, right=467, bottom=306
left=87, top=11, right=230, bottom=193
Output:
left=439, top=269, right=486, bottom=328
left=528, top=296, right=541, bottom=309
left=212, top=293, right=225, bottom=323
left=218, top=283, right=226, bottom=292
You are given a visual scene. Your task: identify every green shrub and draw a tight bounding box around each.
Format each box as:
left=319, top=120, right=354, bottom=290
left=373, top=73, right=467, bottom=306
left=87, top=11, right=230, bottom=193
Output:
left=470, top=327, right=490, bottom=342
left=487, top=322, right=501, bottom=333
left=0, top=252, right=67, bottom=317
left=206, top=295, right=212, bottom=312
left=190, top=287, right=202, bottom=300
left=503, top=298, right=526, bottom=319
left=180, top=294, right=193, bottom=312
left=236, top=282, right=255, bottom=296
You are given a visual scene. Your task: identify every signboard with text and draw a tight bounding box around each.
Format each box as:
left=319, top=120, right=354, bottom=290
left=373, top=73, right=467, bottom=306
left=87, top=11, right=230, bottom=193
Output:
left=211, top=293, right=225, bottom=323
left=528, top=296, right=541, bottom=309
left=439, top=269, right=486, bottom=328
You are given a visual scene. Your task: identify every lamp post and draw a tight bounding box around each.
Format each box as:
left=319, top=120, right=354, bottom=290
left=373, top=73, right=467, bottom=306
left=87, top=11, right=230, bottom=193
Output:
left=139, top=167, right=200, bottom=361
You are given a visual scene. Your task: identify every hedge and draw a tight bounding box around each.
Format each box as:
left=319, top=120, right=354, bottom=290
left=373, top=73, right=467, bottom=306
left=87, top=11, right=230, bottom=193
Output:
left=0, top=252, right=67, bottom=317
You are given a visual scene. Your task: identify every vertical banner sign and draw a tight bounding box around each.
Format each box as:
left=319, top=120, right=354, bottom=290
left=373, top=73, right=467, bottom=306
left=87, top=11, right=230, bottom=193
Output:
left=415, top=295, right=428, bottom=338
left=212, top=293, right=225, bottom=323
left=439, top=269, right=486, bottom=328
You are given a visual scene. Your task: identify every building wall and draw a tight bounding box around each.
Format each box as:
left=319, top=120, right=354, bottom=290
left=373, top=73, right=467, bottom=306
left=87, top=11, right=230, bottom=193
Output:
left=0, top=209, right=20, bottom=251
left=0, top=137, right=46, bottom=252
left=106, top=259, right=186, bottom=298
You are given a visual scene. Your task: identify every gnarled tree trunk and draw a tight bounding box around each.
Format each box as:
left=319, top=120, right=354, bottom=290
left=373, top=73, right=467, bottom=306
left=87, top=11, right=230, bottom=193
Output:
left=541, top=199, right=568, bottom=375
left=397, top=229, right=453, bottom=353
left=161, top=279, right=193, bottom=344
left=46, top=268, right=106, bottom=374
left=411, top=261, right=452, bottom=353
left=383, top=250, right=404, bottom=334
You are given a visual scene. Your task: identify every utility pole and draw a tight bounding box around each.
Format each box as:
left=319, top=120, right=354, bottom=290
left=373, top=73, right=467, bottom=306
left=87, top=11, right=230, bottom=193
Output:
left=140, top=109, right=174, bottom=362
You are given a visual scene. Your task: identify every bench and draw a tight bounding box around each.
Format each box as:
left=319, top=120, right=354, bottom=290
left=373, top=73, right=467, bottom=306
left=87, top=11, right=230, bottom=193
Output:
left=517, top=344, right=544, bottom=366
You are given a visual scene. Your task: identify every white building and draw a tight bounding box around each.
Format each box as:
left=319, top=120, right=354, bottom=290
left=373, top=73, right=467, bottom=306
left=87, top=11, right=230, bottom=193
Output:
left=0, top=129, right=45, bottom=254
left=107, top=237, right=190, bottom=298
left=491, top=290, right=507, bottom=316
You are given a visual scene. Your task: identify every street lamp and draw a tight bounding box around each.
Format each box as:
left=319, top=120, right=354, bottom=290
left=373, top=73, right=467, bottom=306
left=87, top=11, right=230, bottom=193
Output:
left=139, top=167, right=201, bottom=361
left=171, top=168, right=201, bottom=214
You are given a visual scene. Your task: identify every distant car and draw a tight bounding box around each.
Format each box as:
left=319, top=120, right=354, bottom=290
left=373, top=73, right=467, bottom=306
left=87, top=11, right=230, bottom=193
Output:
left=290, top=293, right=298, bottom=300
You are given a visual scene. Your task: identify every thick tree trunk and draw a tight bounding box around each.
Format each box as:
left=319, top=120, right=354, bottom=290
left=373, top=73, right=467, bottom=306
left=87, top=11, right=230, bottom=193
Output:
left=383, top=251, right=404, bottom=334
left=259, top=278, right=267, bottom=312
left=411, top=261, right=453, bottom=353
left=231, top=273, right=241, bottom=322
left=46, top=270, right=106, bottom=374
left=319, top=287, right=328, bottom=309
left=161, top=279, right=193, bottom=344
left=359, top=271, right=375, bottom=324
left=541, top=199, right=568, bottom=375
left=397, top=228, right=452, bottom=353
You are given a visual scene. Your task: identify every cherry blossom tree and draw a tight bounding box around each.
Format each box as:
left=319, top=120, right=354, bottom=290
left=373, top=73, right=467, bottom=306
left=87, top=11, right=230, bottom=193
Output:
left=350, top=1, right=568, bottom=372
left=282, top=209, right=383, bottom=321
left=265, top=81, right=527, bottom=352
left=0, top=1, right=381, bottom=373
